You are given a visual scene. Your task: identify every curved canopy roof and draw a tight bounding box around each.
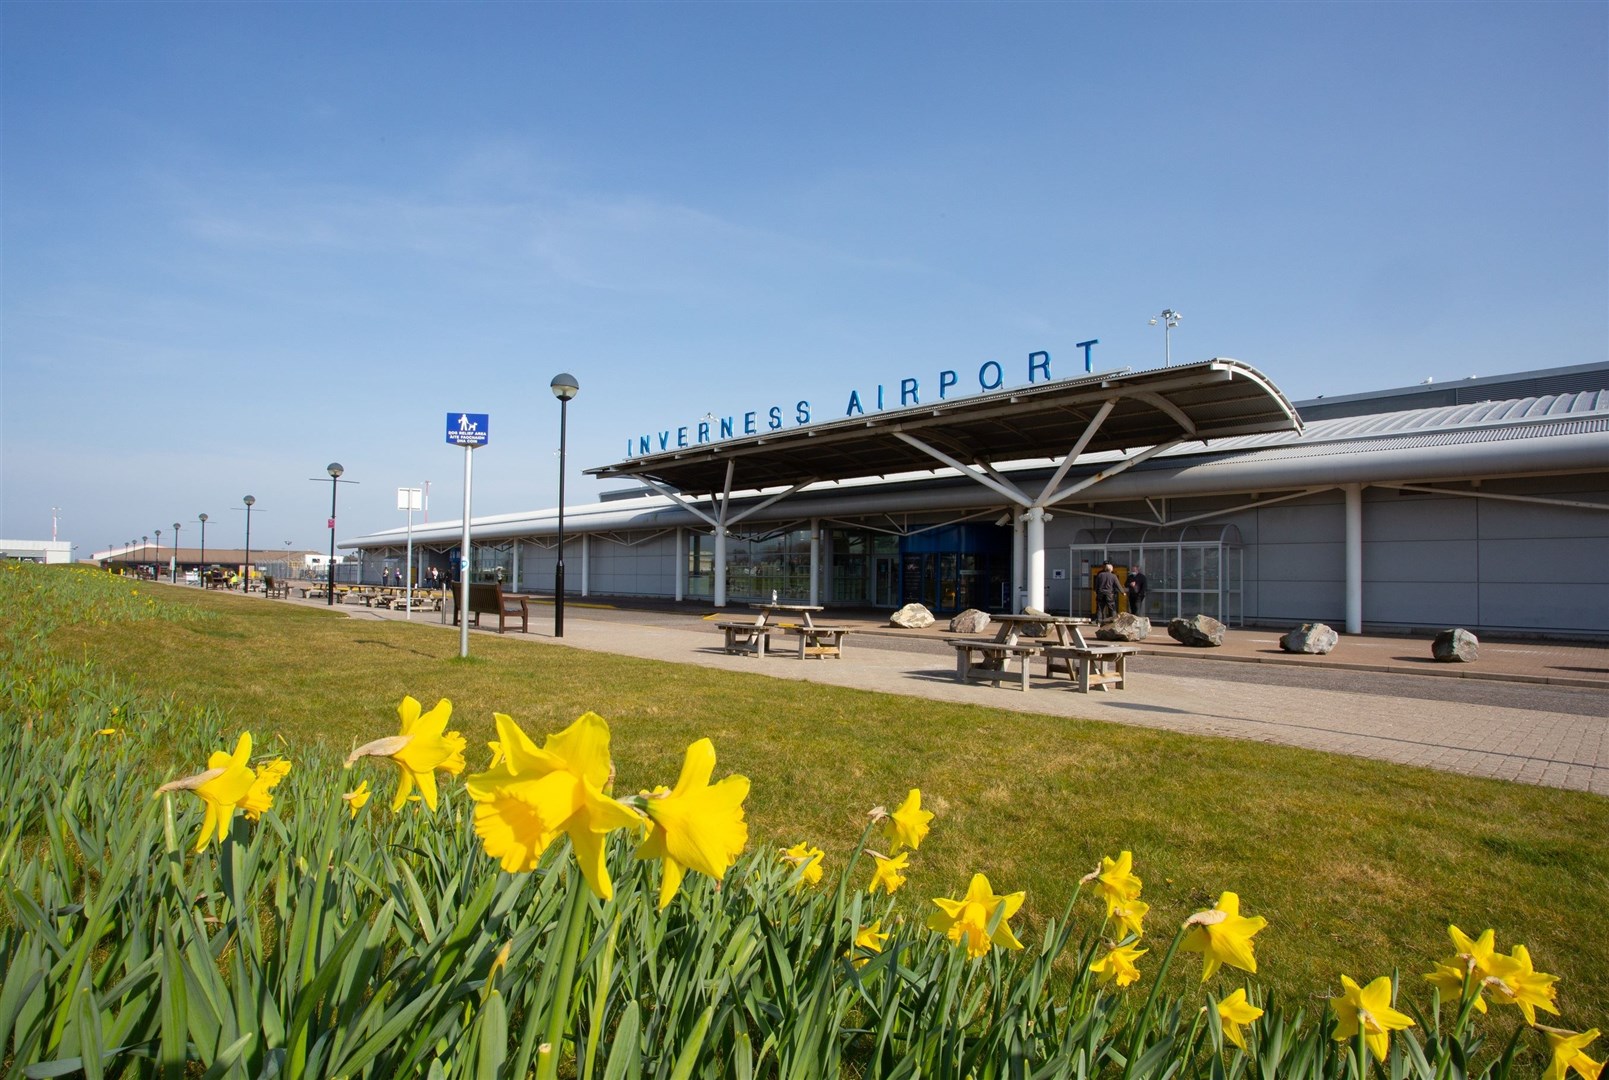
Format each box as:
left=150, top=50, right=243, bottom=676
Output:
left=588, top=359, right=1301, bottom=495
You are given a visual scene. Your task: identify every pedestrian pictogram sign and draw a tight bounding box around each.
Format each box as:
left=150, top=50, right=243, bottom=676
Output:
left=446, top=413, right=489, bottom=447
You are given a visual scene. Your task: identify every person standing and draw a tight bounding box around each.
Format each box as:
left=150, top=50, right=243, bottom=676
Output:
left=1093, top=561, right=1122, bottom=623
left=1125, top=565, right=1149, bottom=616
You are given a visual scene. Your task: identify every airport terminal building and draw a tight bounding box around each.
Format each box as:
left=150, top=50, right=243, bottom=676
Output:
left=345, top=359, right=1609, bottom=639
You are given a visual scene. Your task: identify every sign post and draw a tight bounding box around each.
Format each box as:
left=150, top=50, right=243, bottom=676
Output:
left=397, top=486, right=423, bottom=619
left=446, top=413, right=489, bottom=658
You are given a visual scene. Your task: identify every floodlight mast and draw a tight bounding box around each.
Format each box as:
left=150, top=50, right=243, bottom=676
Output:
left=1148, top=309, right=1182, bottom=367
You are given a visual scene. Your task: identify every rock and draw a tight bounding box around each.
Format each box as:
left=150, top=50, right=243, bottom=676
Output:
left=1168, top=614, right=1226, bottom=647
left=1281, top=622, right=1338, bottom=654
left=1097, top=613, right=1151, bottom=642
left=948, top=608, right=992, bottom=634
left=889, top=603, right=936, bottom=629
left=1432, top=628, right=1479, bottom=663
left=1016, top=606, right=1051, bottom=636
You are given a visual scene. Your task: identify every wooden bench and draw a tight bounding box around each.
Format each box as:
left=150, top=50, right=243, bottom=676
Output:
left=262, top=575, right=290, bottom=599
left=449, top=582, right=529, bottom=633
left=1042, top=643, right=1140, bottom=692
left=716, top=619, right=775, bottom=657
left=782, top=624, right=852, bottom=660
left=944, top=637, right=1044, bottom=691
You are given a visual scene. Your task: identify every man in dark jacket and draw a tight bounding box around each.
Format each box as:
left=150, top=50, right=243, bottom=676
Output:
left=1125, top=565, right=1149, bottom=616
left=1094, top=561, right=1122, bottom=623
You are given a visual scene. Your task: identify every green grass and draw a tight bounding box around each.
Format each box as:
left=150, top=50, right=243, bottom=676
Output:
left=40, top=569, right=1609, bottom=1024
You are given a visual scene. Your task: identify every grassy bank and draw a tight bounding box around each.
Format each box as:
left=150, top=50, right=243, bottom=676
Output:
left=38, top=568, right=1609, bottom=1023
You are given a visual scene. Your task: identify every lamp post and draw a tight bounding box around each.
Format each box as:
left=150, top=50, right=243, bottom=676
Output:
left=243, top=496, right=256, bottom=591
left=154, top=529, right=162, bottom=581
left=551, top=373, right=579, bottom=637
left=171, top=522, right=181, bottom=581
left=1148, top=309, right=1182, bottom=367
left=320, top=463, right=346, bottom=605
left=198, top=514, right=208, bottom=584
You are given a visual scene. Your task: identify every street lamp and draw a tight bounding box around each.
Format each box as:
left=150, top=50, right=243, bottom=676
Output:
left=1148, top=309, right=1182, bottom=367
left=154, top=529, right=162, bottom=580
left=325, top=463, right=343, bottom=605
left=142, top=535, right=150, bottom=578
left=551, top=373, right=579, bottom=637
left=243, top=496, right=256, bottom=591
left=198, top=514, right=208, bottom=584
left=172, top=522, right=181, bottom=581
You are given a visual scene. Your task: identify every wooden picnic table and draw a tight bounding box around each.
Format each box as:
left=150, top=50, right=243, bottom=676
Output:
left=944, top=613, right=1098, bottom=691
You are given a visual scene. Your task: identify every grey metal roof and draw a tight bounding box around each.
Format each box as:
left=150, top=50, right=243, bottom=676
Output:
left=587, top=358, right=1301, bottom=494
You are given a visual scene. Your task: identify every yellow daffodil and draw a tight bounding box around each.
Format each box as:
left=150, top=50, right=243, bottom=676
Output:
left=1539, top=1027, right=1603, bottom=1080
left=634, top=737, right=750, bottom=909
left=1111, top=899, right=1149, bottom=939
left=1181, top=892, right=1267, bottom=981
left=1484, top=944, right=1560, bottom=1025
left=345, top=696, right=468, bottom=812
left=1424, top=925, right=1499, bottom=1010
left=241, top=758, right=291, bottom=820
left=1090, top=941, right=1147, bottom=987
left=868, top=850, right=910, bottom=895
left=1085, top=850, right=1143, bottom=916
left=850, top=920, right=889, bottom=967
left=95, top=727, right=121, bottom=736
left=885, top=789, right=934, bottom=852
left=1330, top=975, right=1415, bottom=1062
left=927, top=873, right=1025, bottom=959
left=343, top=780, right=371, bottom=818
left=781, top=842, right=825, bottom=887
left=155, top=732, right=256, bottom=852
left=1217, top=988, right=1264, bottom=1050
left=465, top=711, right=644, bottom=900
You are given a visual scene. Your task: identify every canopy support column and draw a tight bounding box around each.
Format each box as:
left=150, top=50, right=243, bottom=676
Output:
left=1345, top=483, right=1363, bottom=634
left=1012, top=513, right=1025, bottom=609
left=674, top=527, right=685, bottom=602
left=808, top=518, right=821, bottom=606
left=1025, top=506, right=1047, bottom=612
left=581, top=534, right=590, bottom=597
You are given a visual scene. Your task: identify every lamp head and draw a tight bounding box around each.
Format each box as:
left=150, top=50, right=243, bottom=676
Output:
left=550, top=372, right=580, bottom=401
left=198, top=513, right=207, bottom=523
left=327, top=462, right=344, bottom=479
left=173, top=522, right=181, bottom=531
left=244, top=495, right=256, bottom=507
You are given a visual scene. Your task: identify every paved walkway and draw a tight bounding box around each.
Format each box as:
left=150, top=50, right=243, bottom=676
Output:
left=286, top=592, right=1609, bottom=795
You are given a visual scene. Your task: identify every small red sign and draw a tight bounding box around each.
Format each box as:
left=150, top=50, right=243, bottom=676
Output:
left=328, top=518, right=335, bottom=529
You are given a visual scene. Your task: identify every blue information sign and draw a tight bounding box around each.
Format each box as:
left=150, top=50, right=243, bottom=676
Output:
left=446, top=412, right=490, bottom=448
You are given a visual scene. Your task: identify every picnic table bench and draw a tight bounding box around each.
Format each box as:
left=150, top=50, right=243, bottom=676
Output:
left=1043, top=643, right=1140, bottom=692
left=780, top=623, right=853, bottom=660
left=944, top=638, right=1044, bottom=690
left=449, top=582, right=529, bottom=633
left=716, top=618, right=776, bottom=657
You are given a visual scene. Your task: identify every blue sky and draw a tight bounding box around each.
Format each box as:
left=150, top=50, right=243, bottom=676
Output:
left=3, top=2, right=1604, bottom=556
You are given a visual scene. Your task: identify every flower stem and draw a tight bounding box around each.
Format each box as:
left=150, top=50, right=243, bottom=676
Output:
left=1121, top=921, right=1189, bottom=1080
left=536, top=867, right=590, bottom=1080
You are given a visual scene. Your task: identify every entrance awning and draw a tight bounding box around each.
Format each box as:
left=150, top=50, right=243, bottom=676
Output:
left=589, top=359, right=1301, bottom=494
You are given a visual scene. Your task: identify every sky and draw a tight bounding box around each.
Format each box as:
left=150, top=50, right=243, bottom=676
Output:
left=3, top=2, right=1605, bottom=557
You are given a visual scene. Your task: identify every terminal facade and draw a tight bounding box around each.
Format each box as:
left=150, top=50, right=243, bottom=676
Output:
left=345, top=360, right=1609, bottom=640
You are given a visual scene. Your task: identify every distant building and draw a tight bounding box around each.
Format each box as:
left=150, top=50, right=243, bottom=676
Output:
left=345, top=360, right=1609, bottom=639
left=1, top=540, right=73, bottom=564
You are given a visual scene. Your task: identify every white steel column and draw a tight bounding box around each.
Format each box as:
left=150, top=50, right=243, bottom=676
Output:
left=808, top=518, right=820, bottom=606
left=674, top=527, right=685, bottom=602
left=581, top=533, right=590, bottom=597
left=713, top=524, right=728, bottom=608
left=1012, top=514, right=1025, bottom=608
left=510, top=539, right=520, bottom=592
left=1344, top=483, right=1363, bottom=634
left=1025, top=506, right=1047, bottom=611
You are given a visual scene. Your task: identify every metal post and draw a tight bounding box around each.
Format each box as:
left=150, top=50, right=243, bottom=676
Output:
left=198, top=515, right=207, bottom=582
left=242, top=497, right=255, bottom=591
left=1345, top=483, right=1363, bottom=634
left=326, top=464, right=343, bottom=605
left=404, top=493, right=415, bottom=620
left=171, top=523, right=181, bottom=581
left=556, top=393, right=569, bottom=637
left=459, top=446, right=474, bottom=658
